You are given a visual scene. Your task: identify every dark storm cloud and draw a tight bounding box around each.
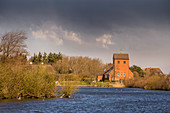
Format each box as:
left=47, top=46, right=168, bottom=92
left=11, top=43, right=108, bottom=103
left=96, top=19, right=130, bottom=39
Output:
left=1, top=0, right=170, bottom=33
left=0, top=0, right=170, bottom=45
left=0, top=0, right=57, bottom=22
left=53, top=0, right=170, bottom=29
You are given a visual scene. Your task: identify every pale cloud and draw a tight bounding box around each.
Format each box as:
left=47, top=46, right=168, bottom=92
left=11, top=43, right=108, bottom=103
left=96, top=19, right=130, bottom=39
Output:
left=31, top=28, right=63, bottom=46
left=96, top=34, right=114, bottom=48
left=64, top=31, right=82, bottom=44
left=30, top=23, right=82, bottom=45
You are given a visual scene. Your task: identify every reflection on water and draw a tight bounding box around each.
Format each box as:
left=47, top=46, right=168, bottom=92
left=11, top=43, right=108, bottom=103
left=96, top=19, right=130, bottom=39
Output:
left=0, top=87, right=170, bottom=112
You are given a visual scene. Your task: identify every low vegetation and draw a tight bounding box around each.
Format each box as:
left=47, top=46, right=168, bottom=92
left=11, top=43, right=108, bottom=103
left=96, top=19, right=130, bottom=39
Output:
left=124, top=74, right=170, bottom=90
left=126, top=65, right=170, bottom=90
left=0, top=63, right=57, bottom=99
left=56, top=74, right=80, bottom=98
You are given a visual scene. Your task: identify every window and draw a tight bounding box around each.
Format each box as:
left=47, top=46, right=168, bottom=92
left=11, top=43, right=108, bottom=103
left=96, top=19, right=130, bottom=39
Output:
left=121, top=73, right=122, bottom=76
left=124, top=73, right=126, bottom=76
left=124, top=61, right=126, bottom=64
left=118, top=61, right=120, bottom=64
left=118, top=73, right=120, bottom=77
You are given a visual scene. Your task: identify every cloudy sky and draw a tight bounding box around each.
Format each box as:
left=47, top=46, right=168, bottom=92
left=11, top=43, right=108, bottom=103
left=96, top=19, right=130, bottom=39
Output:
left=0, top=0, right=170, bottom=73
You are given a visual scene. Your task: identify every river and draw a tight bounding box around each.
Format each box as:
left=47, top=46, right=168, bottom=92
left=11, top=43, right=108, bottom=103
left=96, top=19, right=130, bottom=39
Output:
left=0, top=87, right=170, bottom=113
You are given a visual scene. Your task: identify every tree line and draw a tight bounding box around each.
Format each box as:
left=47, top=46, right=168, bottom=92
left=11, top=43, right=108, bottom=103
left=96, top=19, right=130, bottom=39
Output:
left=30, top=52, right=62, bottom=64
left=53, top=56, right=104, bottom=83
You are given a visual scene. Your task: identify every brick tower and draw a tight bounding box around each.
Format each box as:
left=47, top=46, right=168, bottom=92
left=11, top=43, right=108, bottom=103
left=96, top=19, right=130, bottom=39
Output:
left=113, top=53, right=133, bottom=81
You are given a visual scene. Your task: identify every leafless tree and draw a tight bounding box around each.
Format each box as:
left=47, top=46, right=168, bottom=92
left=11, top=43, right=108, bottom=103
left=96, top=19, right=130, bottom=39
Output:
left=53, top=56, right=104, bottom=82
left=0, top=31, right=28, bottom=62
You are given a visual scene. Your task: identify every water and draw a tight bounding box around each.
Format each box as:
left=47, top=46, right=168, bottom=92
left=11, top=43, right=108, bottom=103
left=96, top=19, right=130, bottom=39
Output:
left=0, top=87, right=170, bottom=113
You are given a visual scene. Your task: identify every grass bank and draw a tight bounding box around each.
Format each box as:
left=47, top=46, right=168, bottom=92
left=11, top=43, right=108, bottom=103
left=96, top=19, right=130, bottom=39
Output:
left=57, top=81, right=125, bottom=88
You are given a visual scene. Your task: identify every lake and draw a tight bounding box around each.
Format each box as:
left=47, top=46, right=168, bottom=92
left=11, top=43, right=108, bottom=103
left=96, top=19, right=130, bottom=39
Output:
left=0, top=87, right=170, bottom=113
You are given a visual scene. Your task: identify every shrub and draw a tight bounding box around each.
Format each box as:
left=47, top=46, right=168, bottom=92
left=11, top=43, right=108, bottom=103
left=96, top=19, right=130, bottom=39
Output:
left=124, top=74, right=170, bottom=91
left=59, top=85, right=79, bottom=98
left=57, top=74, right=79, bottom=98
left=0, top=64, right=57, bottom=99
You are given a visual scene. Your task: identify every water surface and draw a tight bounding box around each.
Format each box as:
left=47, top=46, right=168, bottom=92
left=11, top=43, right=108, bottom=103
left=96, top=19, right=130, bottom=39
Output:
left=0, top=87, right=170, bottom=113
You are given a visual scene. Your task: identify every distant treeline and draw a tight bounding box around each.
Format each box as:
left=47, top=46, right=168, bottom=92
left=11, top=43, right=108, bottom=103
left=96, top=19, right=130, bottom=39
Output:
left=53, top=56, right=104, bottom=82
left=30, top=52, right=62, bottom=64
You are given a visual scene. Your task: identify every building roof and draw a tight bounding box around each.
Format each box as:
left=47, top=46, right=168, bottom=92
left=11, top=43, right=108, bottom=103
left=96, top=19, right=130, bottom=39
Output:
left=145, top=67, right=164, bottom=75
left=103, top=66, right=113, bottom=75
left=113, top=53, right=129, bottom=60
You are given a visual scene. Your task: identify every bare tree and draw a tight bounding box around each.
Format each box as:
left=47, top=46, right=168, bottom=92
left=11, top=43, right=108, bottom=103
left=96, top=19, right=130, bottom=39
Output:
left=0, top=31, right=28, bottom=62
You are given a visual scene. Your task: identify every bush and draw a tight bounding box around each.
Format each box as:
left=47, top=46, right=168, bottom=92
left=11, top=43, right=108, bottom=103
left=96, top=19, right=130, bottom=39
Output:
left=59, top=85, right=79, bottom=98
left=0, top=63, right=57, bottom=99
left=57, top=74, right=79, bottom=98
left=124, top=74, right=170, bottom=90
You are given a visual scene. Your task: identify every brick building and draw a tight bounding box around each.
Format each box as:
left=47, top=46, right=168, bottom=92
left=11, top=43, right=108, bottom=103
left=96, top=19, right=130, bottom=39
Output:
left=97, top=53, right=133, bottom=82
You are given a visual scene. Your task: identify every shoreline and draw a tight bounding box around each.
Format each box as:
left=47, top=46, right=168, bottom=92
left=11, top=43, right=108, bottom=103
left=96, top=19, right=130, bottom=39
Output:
left=57, top=83, right=126, bottom=88
left=57, top=84, right=170, bottom=91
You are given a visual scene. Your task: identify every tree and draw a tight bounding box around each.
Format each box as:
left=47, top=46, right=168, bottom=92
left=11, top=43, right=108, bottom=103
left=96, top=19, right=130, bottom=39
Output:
left=30, top=52, right=62, bottom=65
left=38, top=52, right=42, bottom=63
left=130, top=65, right=145, bottom=77
left=31, top=53, right=38, bottom=64
left=57, top=52, right=62, bottom=60
left=48, top=52, right=55, bottom=64
left=43, top=52, right=48, bottom=64
left=0, top=31, right=28, bottom=62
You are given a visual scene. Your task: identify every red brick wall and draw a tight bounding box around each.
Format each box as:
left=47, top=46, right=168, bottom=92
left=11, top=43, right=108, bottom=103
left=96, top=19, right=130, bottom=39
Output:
left=97, top=75, right=103, bottom=81
left=114, top=59, right=133, bottom=81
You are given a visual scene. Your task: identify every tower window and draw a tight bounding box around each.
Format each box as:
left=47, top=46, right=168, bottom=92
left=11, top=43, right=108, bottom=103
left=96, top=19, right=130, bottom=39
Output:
left=121, top=73, right=122, bottom=76
left=118, top=73, right=120, bottom=77
left=124, top=73, right=126, bottom=76
left=124, top=61, right=126, bottom=64
left=118, top=61, right=120, bottom=64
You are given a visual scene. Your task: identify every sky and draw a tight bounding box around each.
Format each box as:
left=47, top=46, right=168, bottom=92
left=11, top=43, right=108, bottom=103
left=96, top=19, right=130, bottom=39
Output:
left=0, top=0, right=170, bottom=73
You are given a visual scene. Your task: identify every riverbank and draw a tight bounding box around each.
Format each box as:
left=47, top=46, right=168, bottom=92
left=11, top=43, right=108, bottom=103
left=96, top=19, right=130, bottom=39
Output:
left=79, top=83, right=125, bottom=88
left=57, top=79, right=170, bottom=91
left=57, top=82, right=125, bottom=88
